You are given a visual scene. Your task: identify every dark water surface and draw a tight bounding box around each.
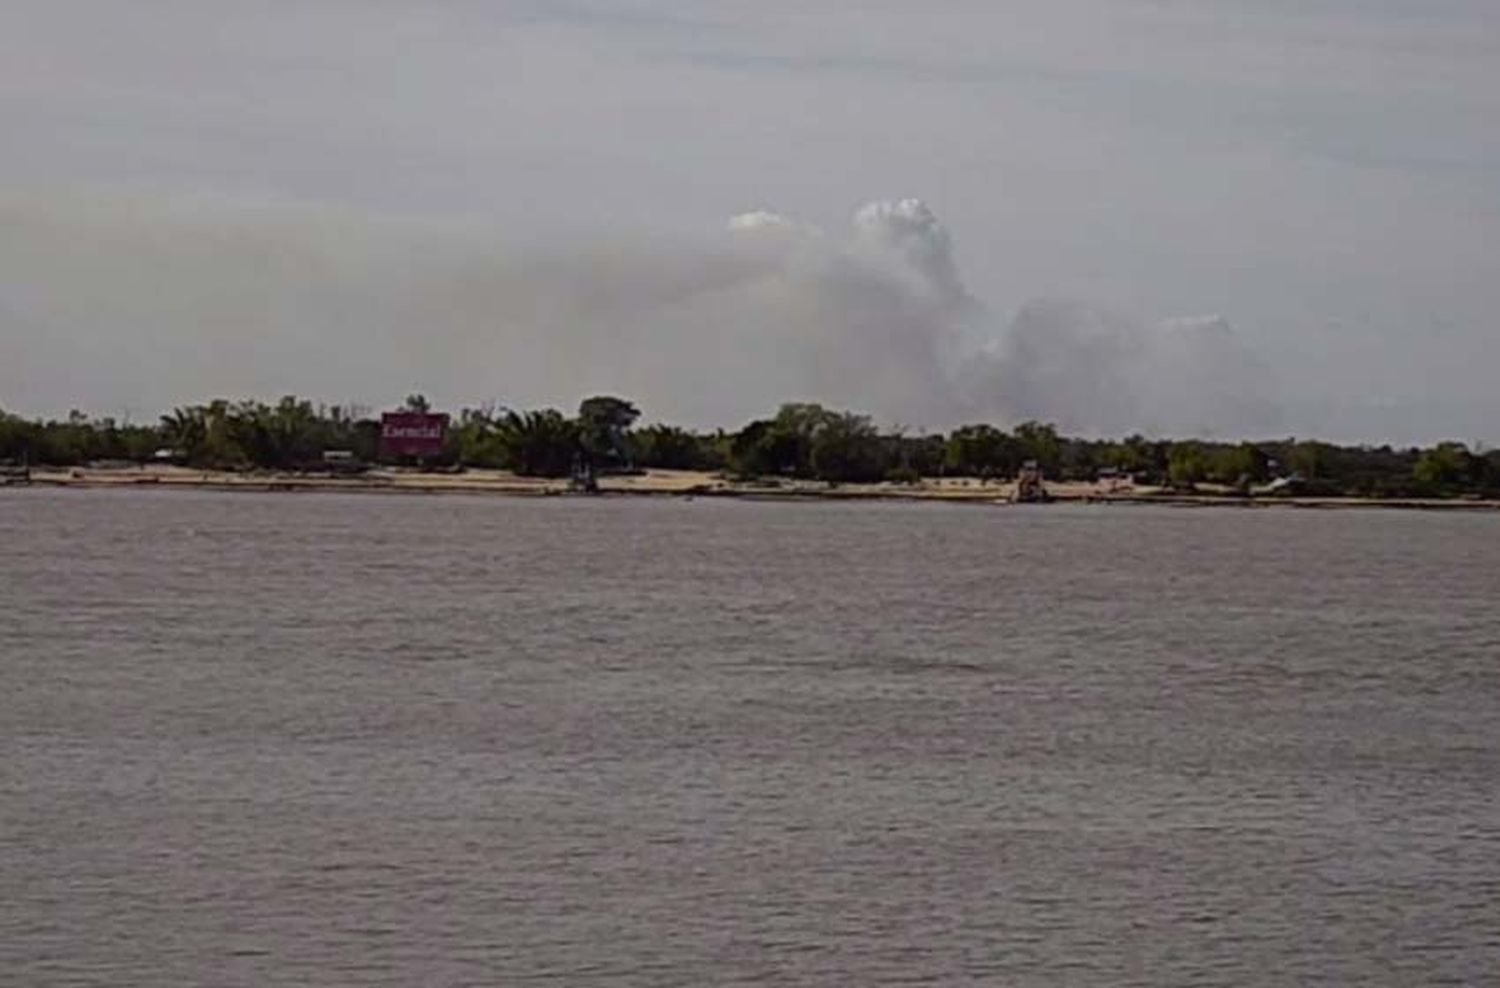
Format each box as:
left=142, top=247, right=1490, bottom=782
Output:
left=3, top=488, right=1499, bottom=985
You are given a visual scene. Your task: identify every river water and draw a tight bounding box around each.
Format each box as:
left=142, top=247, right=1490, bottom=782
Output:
left=3, top=488, right=1499, bottom=985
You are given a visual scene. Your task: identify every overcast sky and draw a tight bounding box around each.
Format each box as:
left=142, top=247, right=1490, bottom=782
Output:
left=3, top=1, right=1498, bottom=442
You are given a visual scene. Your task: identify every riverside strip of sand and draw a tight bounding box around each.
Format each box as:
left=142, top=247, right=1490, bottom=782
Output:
left=16, top=465, right=1500, bottom=511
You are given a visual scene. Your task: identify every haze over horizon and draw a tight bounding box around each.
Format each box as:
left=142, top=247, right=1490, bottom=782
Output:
left=3, top=1, right=1499, bottom=445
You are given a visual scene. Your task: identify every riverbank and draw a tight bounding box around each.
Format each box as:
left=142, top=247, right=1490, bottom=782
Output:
left=14, top=464, right=1500, bottom=511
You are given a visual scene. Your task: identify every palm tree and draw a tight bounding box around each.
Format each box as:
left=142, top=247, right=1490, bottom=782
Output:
left=497, top=409, right=579, bottom=477
left=159, top=406, right=207, bottom=462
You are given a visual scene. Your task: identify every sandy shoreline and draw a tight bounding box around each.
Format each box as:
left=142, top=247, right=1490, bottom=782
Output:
left=8, top=465, right=1498, bottom=512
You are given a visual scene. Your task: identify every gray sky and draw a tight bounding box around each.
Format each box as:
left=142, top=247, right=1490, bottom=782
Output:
left=3, top=0, right=1498, bottom=442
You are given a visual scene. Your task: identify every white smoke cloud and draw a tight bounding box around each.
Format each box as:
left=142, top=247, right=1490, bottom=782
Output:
left=979, top=301, right=1281, bottom=437
left=850, top=198, right=966, bottom=303
left=716, top=200, right=1281, bottom=437
left=1, top=186, right=1280, bottom=437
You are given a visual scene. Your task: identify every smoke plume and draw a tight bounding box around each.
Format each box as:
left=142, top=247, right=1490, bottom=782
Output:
left=725, top=199, right=1279, bottom=436
left=1, top=187, right=1278, bottom=436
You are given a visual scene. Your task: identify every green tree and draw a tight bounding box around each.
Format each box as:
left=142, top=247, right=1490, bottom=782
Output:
left=1287, top=441, right=1331, bottom=480
left=450, top=406, right=506, bottom=467
left=1013, top=421, right=1061, bottom=474
left=577, top=395, right=641, bottom=470
left=1413, top=442, right=1472, bottom=490
left=0, top=411, right=36, bottom=463
left=726, top=404, right=891, bottom=481
left=945, top=424, right=1017, bottom=478
left=893, top=433, right=947, bottom=478
left=1209, top=443, right=1269, bottom=485
left=160, top=406, right=210, bottom=464
left=1167, top=441, right=1208, bottom=487
left=630, top=424, right=715, bottom=470
left=226, top=396, right=323, bottom=469
left=1114, top=434, right=1153, bottom=475
left=729, top=403, right=827, bottom=478
left=807, top=411, right=887, bottom=483
left=768, top=402, right=829, bottom=476
left=726, top=419, right=779, bottom=478
left=498, top=409, right=579, bottom=477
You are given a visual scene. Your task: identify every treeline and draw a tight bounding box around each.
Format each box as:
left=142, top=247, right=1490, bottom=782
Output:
left=3, top=395, right=1498, bottom=497
left=0, top=398, right=379, bottom=471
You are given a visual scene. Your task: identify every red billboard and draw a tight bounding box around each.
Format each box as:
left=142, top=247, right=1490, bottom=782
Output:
left=379, top=411, right=449, bottom=460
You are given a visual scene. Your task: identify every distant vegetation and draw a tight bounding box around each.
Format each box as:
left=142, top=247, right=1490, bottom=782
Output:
left=2, top=394, right=1498, bottom=498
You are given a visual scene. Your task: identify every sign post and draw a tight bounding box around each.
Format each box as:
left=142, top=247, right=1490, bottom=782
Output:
left=378, top=412, right=449, bottom=462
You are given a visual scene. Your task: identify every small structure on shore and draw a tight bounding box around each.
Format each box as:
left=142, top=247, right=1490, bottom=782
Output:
left=1013, top=460, right=1050, bottom=503
left=1095, top=466, right=1135, bottom=494
left=569, top=454, right=599, bottom=493
left=321, top=449, right=368, bottom=475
